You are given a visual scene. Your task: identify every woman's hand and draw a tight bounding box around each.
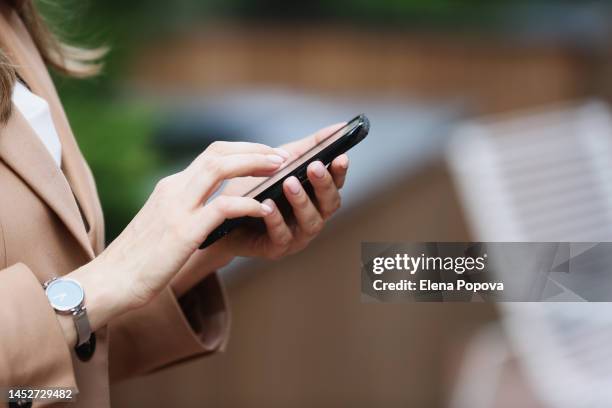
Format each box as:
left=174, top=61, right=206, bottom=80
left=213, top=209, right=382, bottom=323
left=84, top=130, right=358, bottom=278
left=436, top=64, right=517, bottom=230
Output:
left=230, top=153, right=348, bottom=258
left=61, top=142, right=289, bottom=346
left=173, top=123, right=349, bottom=293
left=225, top=123, right=349, bottom=259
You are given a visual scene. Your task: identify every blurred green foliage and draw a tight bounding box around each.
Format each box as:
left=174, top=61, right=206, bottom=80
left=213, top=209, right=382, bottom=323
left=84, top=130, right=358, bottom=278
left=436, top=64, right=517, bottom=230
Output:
left=60, top=94, right=161, bottom=241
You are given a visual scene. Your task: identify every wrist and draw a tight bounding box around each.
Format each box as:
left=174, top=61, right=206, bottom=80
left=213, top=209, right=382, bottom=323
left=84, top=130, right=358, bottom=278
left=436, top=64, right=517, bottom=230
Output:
left=65, top=259, right=131, bottom=334
left=56, top=313, right=78, bottom=348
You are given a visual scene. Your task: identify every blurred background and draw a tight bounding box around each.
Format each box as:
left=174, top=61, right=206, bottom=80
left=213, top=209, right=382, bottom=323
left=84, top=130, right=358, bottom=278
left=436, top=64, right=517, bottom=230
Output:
left=47, top=0, right=612, bottom=407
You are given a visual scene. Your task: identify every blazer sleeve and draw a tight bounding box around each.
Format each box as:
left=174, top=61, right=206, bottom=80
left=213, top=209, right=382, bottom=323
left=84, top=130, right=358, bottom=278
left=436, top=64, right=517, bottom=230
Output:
left=0, top=263, right=78, bottom=392
left=108, top=271, right=230, bottom=382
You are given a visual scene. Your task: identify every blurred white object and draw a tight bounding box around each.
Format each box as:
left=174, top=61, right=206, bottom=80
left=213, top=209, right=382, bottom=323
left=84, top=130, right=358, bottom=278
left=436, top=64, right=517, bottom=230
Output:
left=447, top=101, right=612, bottom=242
left=446, top=102, right=612, bottom=408
left=503, top=303, right=612, bottom=408
left=449, top=325, right=512, bottom=408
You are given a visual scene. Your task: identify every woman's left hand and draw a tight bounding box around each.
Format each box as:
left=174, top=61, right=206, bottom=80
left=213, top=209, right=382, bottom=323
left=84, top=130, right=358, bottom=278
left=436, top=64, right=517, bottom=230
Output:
left=171, top=123, right=349, bottom=296
left=221, top=123, right=349, bottom=260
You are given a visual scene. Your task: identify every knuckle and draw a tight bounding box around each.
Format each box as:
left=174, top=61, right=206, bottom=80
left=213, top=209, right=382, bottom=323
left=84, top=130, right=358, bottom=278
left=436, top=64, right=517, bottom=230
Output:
left=203, top=156, right=223, bottom=175
left=322, top=178, right=336, bottom=190
left=321, top=196, right=341, bottom=218
left=252, top=142, right=270, bottom=152
left=306, top=219, right=324, bottom=235
left=275, top=230, right=293, bottom=247
left=154, top=176, right=174, bottom=194
left=212, top=195, right=239, bottom=216
left=211, top=195, right=228, bottom=212
left=295, top=194, right=310, bottom=210
left=208, top=141, right=225, bottom=152
left=321, top=209, right=333, bottom=219
left=269, top=213, right=285, bottom=228
left=329, top=197, right=342, bottom=214
left=273, top=220, right=288, bottom=232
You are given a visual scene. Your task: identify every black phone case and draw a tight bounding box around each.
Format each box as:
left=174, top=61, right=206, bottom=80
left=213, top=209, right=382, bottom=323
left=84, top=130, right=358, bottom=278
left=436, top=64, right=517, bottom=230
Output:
left=200, top=114, right=370, bottom=249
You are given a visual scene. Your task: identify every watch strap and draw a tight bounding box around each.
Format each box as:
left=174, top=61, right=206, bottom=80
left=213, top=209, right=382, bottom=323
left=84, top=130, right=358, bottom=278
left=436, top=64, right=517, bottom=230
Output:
left=73, top=307, right=92, bottom=347
left=75, top=333, right=96, bottom=362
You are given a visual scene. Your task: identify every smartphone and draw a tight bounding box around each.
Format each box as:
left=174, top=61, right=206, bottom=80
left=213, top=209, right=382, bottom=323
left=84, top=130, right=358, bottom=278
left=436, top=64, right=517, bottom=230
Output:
left=200, top=114, right=370, bottom=249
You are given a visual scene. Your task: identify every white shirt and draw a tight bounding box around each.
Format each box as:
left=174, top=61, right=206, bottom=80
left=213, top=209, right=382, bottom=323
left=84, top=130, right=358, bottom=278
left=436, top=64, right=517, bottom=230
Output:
left=12, top=81, right=62, bottom=167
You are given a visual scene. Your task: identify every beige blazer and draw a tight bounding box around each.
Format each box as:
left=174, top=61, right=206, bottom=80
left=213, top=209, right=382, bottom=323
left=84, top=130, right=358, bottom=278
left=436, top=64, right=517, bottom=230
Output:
left=0, top=6, right=229, bottom=408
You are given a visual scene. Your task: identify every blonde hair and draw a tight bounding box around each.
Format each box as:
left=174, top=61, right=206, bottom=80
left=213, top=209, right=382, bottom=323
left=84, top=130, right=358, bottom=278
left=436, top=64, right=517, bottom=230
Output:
left=0, top=0, right=106, bottom=122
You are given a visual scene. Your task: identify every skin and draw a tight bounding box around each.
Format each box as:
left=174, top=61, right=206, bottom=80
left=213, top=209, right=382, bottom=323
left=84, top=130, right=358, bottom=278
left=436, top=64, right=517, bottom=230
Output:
left=58, top=124, right=349, bottom=347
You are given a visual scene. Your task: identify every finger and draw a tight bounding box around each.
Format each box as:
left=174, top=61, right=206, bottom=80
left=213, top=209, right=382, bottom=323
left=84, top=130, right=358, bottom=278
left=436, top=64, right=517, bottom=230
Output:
left=186, top=142, right=289, bottom=175
left=283, top=176, right=324, bottom=240
left=282, top=122, right=346, bottom=157
left=187, top=153, right=286, bottom=204
left=197, top=195, right=272, bottom=236
left=330, top=154, right=349, bottom=189
left=207, top=141, right=290, bottom=158
left=307, top=161, right=342, bottom=219
left=261, top=199, right=293, bottom=247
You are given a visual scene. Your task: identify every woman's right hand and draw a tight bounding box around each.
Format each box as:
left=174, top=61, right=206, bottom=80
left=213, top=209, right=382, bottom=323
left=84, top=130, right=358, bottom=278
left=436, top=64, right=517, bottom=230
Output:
left=61, top=141, right=289, bottom=346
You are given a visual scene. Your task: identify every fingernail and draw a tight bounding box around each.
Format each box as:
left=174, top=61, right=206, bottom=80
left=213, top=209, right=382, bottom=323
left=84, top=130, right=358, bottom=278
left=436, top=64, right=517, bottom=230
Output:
left=261, top=203, right=273, bottom=215
left=286, top=177, right=301, bottom=195
left=311, top=161, right=326, bottom=178
left=275, top=148, right=291, bottom=159
left=340, top=157, right=349, bottom=169
left=267, top=154, right=285, bottom=165
left=263, top=199, right=276, bottom=210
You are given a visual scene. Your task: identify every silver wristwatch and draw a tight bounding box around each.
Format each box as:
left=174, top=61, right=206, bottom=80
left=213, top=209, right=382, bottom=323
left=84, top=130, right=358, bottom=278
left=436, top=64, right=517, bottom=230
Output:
left=44, top=277, right=92, bottom=347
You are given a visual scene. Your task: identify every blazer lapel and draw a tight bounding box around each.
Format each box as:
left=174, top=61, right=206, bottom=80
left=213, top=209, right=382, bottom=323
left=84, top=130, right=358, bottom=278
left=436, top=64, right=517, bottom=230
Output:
left=0, top=8, right=96, bottom=258
left=0, top=109, right=95, bottom=259
left=14, top=37, right=100, bottom=245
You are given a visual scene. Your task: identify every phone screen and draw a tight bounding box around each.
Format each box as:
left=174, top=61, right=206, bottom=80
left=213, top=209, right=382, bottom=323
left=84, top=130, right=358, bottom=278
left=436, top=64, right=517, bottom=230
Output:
left=244, top=118, right=361, bottom=198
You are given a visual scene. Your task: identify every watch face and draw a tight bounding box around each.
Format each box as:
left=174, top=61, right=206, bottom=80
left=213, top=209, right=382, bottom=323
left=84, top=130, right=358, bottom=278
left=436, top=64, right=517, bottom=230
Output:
left=45, top=279, right=84, bottom=312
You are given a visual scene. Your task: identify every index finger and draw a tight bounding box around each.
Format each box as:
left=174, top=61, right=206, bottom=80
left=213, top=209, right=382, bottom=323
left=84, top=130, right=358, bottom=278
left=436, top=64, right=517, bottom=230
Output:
left=207, top=141, right=290, bottom=158
left=281, top=122, right=346, bottom=158
left=187, top=153, right=285, bottom=204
